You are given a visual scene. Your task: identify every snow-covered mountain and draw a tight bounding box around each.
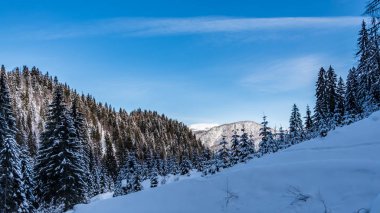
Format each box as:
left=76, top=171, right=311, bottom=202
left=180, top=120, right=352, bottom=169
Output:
left=189, top=123, right=219, bottom=132
left=73, top=111, right=380, bottom=213
left=193, top=121, right=263, bottom=149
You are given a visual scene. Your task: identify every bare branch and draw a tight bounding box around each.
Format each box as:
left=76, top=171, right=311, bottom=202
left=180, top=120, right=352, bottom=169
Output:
left=365, top=0, right=380, bottom=17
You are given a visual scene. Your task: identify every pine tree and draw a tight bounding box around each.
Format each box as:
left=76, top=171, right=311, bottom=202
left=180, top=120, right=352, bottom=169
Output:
left=314, top=67, right=328, bottom=131
left=335, top=77, right=346, bottom=125
left=356, top=19, right=379, bottom=112
left=230, top=128, right=241, bottom=164
left=114, top=152, right=142, bottom=197
left=0, top=69, right=30, bottom=212
left=35, top=86, right=87, bottom=210
left=357, top=20, right=371, bottom=60
left=103, top=134, right=118, bottom=181
left=238, top=129, right=254, bottom=162
left=71, top=96, right=91, bottom=198
left=150, top=166, right=159, bottom=188
left=259, top=115, right=274, bottom=155
left=368, top=18, right=380, bottom=107
left=345, top=67, right=362, bottom=122
left=20, top=145, right=36, bottom=211
left=216, top=136, right=231, bottom=168
left=304, top=105, right=313, bottom=135
left=277, top=126, right=288, bottom=149
left=326, top=66, right=338, bottom=125
left=88, top=148, right=103, bottom=196
left=179, top=155, right=192, bottom=176
left=142, top=151, right=153, bottom=180
left=289, top=104, right=304, bottom=144
left=167, top=156, right=179, bottom=176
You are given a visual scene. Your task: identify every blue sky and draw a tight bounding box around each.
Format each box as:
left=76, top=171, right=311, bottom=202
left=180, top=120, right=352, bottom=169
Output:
left=0, top=0, right=367, bottom=128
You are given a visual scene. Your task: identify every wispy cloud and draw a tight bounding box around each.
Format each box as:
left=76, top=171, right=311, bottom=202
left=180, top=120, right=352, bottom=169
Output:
left=241, top=55, right=324, bottom=93
left=30, top=16, right=363, bottom=39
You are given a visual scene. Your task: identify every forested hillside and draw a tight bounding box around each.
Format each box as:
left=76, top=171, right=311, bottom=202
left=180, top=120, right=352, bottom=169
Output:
left=0, top=65, right=205, bottom=211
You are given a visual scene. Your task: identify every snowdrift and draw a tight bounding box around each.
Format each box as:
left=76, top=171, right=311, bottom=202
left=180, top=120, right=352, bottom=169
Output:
left=74, top=111, right=380, bottom=213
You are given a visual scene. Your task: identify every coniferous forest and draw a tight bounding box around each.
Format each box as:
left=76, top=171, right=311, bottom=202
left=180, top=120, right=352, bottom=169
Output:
left=0, top=66, right=206, bottom=212
left=0, top=1, right=380, bottom=212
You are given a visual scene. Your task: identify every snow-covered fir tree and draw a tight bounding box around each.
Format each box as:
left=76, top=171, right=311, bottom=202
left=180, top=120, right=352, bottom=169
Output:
left=114, top=151, right=142, bottom=197
left=20, top=145, right=36, bottom=212
left=179, top=154, right=192, bottom=176
left=289, top=104, right=304, bottom=144
left=345, top=67, right=362, bottom=122
left=304, top=105, right=313, bottom=137
left=71, top=96, right=91, bottom=197
left=314, top=67, right=330, bottom=136
left=34, top=86, right=87, bottom=211
left=0, top=69, right=30, bottom=212
left=356, top=19, right=380, bottom=112
left=259, top=115, right=274, bottom=155
left=103, top=134, right=118, bottom=182
left=216, top=136, right=231, bottom=168
left=150, top=165, right=159, bottom=188
left=326, top=66, right=338, bottom=128
left=367, top=18, right=380, bottom=107
left=335, top=77, right=346, bottom=125
left=238, top=129, right=254, bottom=162
left=314, top=67, right=328, bottom=130
left=230, top=129, right=241, bottom=164
left=277, top=126, right=288, bottom=149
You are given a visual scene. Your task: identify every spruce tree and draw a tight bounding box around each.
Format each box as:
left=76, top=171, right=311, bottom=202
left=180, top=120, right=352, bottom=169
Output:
left=114, top=152, right=142, bottom=197
left=304, top=105, right=313, bottom=135
left=150, top=166, right=159, bottom=188
left=35, top=86, right=87, bottom=210
left=345, top=67, right=362, bottom=121
left=368, top=18, right=380, bottom=107
left=103, top=134, right=118, bottom=181
left=277, top=126, right=288, bottom=149
left=356, top=19, right=377, bottom=111
left=259, top=115, right=273, bottom=155
left=335, top=77, right=346, bottom=125
left=20, top=145, right=36, bottom=211
left=71, top=96, right=91, bottom=198
left=179, top=155, right=192, bottom=176
left=326, top=66, right=338, bottom=120
left=0, top=69, right=29, bottom=212
left=217, top=136, right=231, bottom=168
left=289, top=104, right=304, bottom=144
left=314, top=67, right=328, bottom=131
left=238, top=129, right=254, bottom=162
left=230, top=129, right=241, bottom=164
left=88, top=148, right=103, bottom=196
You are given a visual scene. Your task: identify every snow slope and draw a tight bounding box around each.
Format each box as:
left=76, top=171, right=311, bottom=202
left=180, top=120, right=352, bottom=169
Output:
left=194, top=121, right=263, bottom=150
left=74, top=111, right=380, bottom=213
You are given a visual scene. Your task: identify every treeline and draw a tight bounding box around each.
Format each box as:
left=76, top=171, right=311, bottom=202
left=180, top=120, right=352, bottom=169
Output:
left=208, top=16, right=380, bottom=174
left=0, top=65, right=206, bottom=212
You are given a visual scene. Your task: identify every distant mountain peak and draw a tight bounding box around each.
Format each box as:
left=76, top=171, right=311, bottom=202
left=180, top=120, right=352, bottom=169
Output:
left=192, top=120, right=263, bottom=149
left=189, top=123, right=219, bottom=132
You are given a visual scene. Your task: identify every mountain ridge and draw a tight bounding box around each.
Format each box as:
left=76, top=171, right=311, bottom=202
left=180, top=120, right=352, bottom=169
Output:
left=193, top=120, right=264, bottom=149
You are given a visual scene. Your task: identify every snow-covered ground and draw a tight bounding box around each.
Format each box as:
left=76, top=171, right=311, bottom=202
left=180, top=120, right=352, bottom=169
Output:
left=73, top=111, right=380, bottom=213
